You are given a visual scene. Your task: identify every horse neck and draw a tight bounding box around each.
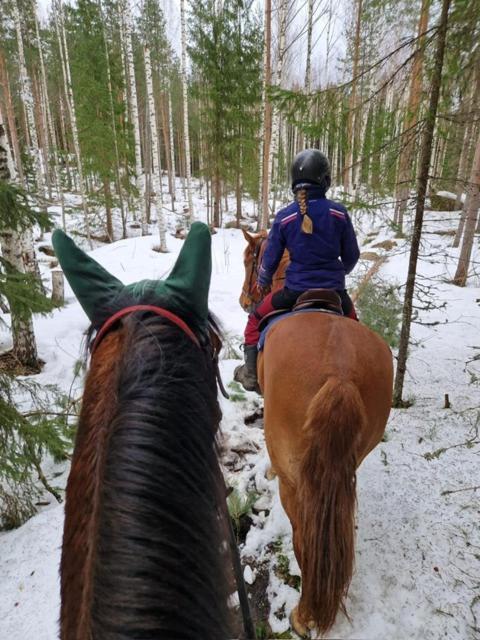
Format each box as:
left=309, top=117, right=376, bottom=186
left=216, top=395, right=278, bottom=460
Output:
left=60, top=317, right=229, bottom=640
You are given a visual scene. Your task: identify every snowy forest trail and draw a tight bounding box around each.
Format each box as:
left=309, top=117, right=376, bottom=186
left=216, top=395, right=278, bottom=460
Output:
left=1, top=202, right=480, bottom=640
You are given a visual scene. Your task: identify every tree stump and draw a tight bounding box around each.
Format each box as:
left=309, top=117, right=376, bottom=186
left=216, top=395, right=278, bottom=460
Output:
left=51, top=269, right=64, bottom=305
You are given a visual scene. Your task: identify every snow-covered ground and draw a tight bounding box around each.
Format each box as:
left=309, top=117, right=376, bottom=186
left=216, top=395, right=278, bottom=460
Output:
left=1, top=187, right=479, bottom=639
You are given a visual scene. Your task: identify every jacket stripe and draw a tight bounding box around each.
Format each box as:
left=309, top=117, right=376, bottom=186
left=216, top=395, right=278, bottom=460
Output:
left=280, top=212, right=298, bottom=225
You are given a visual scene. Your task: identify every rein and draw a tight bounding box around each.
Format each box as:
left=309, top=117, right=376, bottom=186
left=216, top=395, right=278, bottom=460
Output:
left=91, top=304, right=200, bottom=354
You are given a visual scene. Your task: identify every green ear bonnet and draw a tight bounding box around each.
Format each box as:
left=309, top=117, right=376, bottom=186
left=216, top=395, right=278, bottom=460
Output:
left=52, top=222, right=212, bottom=331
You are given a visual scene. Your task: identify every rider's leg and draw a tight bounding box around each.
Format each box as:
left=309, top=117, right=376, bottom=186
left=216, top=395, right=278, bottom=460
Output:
left=235, top=288, right=303, bottom=391
left=337, top=289, right=358, bottom=320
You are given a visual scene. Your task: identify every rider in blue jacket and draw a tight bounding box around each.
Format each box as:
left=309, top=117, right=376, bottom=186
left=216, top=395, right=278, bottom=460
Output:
left=235, top=149, right=360, bottom=392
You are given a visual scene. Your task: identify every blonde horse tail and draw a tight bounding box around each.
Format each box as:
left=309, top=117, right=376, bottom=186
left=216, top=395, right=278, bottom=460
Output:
left=297, top=376, right=365, bottom=634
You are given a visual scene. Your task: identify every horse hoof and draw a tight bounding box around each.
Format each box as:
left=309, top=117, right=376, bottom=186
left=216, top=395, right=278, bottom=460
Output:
left=290, top=606, right=310, bottom=638
left=266, top=466, right=276, bottom=481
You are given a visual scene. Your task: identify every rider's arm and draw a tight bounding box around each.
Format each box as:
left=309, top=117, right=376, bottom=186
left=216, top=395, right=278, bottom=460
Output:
left=258, top=219, right=286, bottom=287
left=341, top=213, right=360, bottom=274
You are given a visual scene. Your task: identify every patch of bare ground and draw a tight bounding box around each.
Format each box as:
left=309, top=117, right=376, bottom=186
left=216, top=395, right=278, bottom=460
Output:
left=0, top=351, right=44, bottom=375
left=360, top=251, right=381, bottom=261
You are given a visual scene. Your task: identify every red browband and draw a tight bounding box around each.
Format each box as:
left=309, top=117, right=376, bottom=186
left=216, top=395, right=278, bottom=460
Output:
left=91, top=304, right=201, bottom=354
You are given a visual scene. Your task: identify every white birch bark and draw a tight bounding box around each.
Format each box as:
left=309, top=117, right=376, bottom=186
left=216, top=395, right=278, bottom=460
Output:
left=305, top=0, right=314, bottom=94
left=144, top=46, right=167, bottom=251
left=257, top=0, right=269, bottom=223
left=54, top=0, right=92, bottom=245
left=269, top=0, right=288, bottom=198
left=12, top=0, right=45, bottom=198
left=33, top=0, right=65, bottom=226
left=180, top=0, right=194, bottom=225
left=123, top=0, right=144, bottom=216
left=0, top=108, right=39, bottom=368
left=167, top=84, right=176, bottom=207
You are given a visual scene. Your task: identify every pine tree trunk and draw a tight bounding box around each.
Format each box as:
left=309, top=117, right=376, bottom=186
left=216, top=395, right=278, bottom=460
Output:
left=54, top=0, right=92, bottom=246
left=180, top=0, right=194, bottom=226
left=393, top=0, right=451, bottom=407
left=260, top=0, right=272, bottom=230
left=452, top=132, right=480, bottom=286
left=0, top=51, right=25, bottom=184
left=343, top=0, right=363, bottom=194
left=394, top=0, right=430, bottom=231
left=99, top=0, right=127, bottom=238
left=144, top=46, right=167, bottom=251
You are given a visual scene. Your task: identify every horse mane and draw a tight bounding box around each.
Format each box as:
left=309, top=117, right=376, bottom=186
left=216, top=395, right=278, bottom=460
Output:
left=61, top=304, right=230, bottom=639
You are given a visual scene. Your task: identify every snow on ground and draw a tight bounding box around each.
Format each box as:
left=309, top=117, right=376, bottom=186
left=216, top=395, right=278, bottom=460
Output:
left=1, top=187, right=479, bottom=639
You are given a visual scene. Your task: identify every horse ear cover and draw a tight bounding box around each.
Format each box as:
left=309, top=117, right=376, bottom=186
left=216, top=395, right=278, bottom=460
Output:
left=52, top=222, right=212, bottom=328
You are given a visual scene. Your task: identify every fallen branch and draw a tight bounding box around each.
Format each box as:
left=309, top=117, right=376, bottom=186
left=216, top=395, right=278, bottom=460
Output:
left=441, top=485, right=480, bottom=496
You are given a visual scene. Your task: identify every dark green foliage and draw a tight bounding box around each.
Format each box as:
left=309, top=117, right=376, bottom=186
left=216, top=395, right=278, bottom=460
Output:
left=356, top=278, right=402, bottom=347
left=188, top=0, right=262, bottom=196
left=0, top=182, right=51, bottom=232
left=0, top=374, right=75, bottom=529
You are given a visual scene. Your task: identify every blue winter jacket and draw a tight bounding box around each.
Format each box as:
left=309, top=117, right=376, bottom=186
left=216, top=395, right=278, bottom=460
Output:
left=258, top=188, right=360, bottom=291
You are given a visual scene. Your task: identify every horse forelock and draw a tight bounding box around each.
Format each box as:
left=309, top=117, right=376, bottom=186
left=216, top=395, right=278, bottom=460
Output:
left=61, top=311, right=230, bottom=640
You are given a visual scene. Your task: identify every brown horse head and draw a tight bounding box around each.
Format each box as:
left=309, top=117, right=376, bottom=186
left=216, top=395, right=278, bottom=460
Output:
left=54, top=225, right=231, bottom=639
left=239, top=228, right=268, bottom=312
left=239, top=228, right=288, bottom=313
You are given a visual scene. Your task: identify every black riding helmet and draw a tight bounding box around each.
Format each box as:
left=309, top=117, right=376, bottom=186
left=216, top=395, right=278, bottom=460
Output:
left=291, top=149, right=331, bottom=193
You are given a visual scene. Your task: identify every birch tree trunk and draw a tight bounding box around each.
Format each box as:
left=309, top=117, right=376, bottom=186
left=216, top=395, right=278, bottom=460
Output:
left=144, top=46, right=167, bottom=251
left=393, top=0, right=451, bottom=407
left=0, top=110, right=40, bottom=370
left=33, top=0, right=65, bottom=226
left=305, top=0, right=314, bottom=94
left=12, top=0, right=45, bottom=198
left=452, top=132, right=480, bottom=286
left=269, top=0, right=288, bottom=206
left=54, top=0, right=92, bottom=246
left=123, top=0, right=145, bottom=229
left=260, top=0, right=272, bottom=230
left=394, top=0, right=430, bottom=231
left=180, top=0, right=194, bottom=226
left=168, top=84, right=177, bottom=208
left=343, top=0, right=363, bottom=194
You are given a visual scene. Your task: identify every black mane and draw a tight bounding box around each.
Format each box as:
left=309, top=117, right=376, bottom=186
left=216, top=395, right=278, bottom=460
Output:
left=90, top=309, right=231, bottom=639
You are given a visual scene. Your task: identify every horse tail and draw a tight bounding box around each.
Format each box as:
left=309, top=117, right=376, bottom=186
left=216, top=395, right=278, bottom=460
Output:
left=297, top=376, right=364, bottom=634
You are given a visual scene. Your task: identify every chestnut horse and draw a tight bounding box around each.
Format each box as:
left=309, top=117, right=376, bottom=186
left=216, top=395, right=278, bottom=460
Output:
left=54, top=225, right=231, bottom=640
left=240, top=230, right=393, bottom=637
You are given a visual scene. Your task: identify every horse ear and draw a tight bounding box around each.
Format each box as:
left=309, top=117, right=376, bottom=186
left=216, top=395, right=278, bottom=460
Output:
left=242, top=227, right=255, bottom=245
left=52, top=229, right=123, bottom=322
left=163, top=222, right=212, bottom=325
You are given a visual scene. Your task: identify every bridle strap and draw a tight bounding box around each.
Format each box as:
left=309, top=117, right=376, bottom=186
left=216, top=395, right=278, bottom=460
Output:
left=91, top=304, right=201, bottom=354
left=242, top=237, right=266, bottom=299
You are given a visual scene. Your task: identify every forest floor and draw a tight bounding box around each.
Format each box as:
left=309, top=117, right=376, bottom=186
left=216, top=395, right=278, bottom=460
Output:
left=0, top=184, right=479, bottom=639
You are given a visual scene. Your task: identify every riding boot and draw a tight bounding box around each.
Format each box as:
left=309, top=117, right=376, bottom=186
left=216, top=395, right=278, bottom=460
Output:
left=234, top=345, right=259, bottom=392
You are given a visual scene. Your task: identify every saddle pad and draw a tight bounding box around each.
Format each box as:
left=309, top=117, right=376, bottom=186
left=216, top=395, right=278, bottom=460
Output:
left=258, top=308, right=341, bottom=351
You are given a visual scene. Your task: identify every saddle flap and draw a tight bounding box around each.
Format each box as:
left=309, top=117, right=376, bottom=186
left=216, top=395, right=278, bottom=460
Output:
left=293, top=289, right=343, bottom=314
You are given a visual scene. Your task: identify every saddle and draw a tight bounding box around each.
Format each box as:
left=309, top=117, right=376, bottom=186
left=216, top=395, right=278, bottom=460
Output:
left=258, top=289, right=343, bottom=332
